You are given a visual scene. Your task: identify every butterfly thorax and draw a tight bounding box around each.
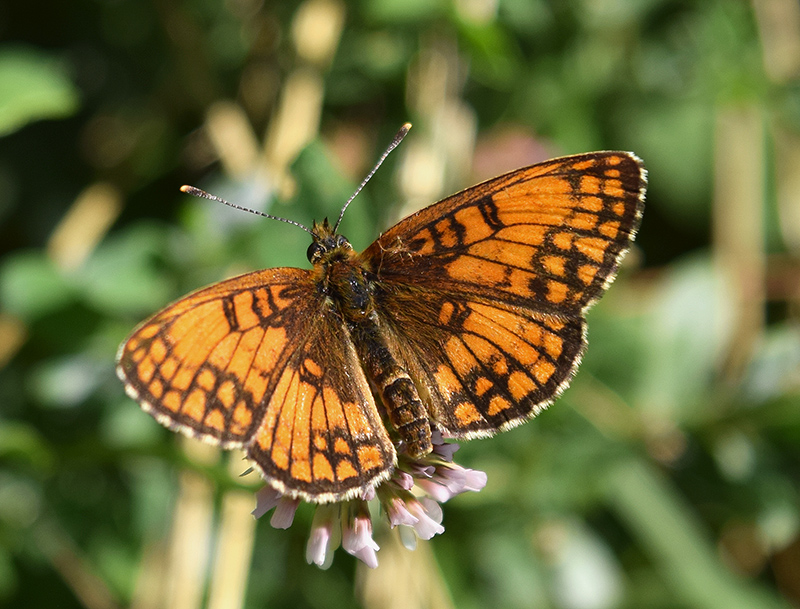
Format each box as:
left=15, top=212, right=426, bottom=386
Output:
left=308, top=219, right=374, bottom=322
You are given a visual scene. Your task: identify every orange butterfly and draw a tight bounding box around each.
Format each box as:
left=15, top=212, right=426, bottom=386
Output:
left=117, top=129, right=646, bottom=503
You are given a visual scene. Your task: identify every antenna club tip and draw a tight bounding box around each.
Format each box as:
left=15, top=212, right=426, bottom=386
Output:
left=180, top=185, right=193, bottom=193
left=390, top=123, right=412, bottom=147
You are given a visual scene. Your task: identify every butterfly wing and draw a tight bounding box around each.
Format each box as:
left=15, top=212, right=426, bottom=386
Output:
left=370, top=287, right=585, bottom=437
left=362, top=152, right=645, bottom=437
left=365, top=152, right=645, bottom=313
left=117, top=268, right=395, bottom=501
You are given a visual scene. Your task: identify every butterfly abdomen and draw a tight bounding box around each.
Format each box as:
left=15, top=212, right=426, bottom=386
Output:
left=351, top=319, right=433, bottom=457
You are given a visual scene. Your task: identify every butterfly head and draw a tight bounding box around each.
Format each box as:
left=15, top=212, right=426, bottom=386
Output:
left=307, top=218, right=353, bottom=265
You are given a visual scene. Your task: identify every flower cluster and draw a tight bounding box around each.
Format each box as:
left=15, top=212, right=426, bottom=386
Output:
left=252, top=431, right=487, bottom=568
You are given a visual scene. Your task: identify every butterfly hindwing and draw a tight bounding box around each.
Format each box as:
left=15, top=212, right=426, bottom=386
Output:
left=373, top=285, right=585, bottom=437
left=246, top=310, right=396, bottom=501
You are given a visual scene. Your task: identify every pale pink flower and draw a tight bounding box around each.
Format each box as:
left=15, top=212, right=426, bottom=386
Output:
left=253, top=431, right=486, bottom=568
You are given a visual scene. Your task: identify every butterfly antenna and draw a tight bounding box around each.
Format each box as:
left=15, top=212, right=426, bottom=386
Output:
left=180, top=185, right=313, bottom=235
left=333, top=122, right=411, bottom=233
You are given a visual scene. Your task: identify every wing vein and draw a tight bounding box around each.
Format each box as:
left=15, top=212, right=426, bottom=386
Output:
left=467, top=306, right=561, bottom=370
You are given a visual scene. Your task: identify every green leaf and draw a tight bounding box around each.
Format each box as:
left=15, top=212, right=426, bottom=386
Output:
left=80, top=224, right=174, bottom=316
left=0, top=251, right=73, bottom=320
left=0, top=421, right=54, bottom=473
left=0, top=47, right=80, bottom=137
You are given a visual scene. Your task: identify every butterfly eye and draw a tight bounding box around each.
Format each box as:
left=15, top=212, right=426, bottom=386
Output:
left=307, top=242, right=325, bottom=263
left=334, top=235, right=350, bottom=249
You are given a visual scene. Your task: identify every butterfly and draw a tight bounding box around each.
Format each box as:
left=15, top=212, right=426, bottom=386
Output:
left=117, top=130, right=646, bottom=503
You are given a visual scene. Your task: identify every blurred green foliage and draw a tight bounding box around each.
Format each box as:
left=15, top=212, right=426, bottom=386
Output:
left=1, top=1, right=799, bottom=608
left=0, top=46, right=80, bottom=137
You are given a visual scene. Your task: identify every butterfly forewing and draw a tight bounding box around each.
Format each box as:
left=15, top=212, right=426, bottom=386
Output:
left=117, top=269, right=316, bottom=445
left=117, top=267, right=395, bottom=501
left=364, top=152, right=645, bottom=314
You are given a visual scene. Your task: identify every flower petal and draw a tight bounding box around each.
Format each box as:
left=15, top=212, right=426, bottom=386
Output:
left=407, top=498, right=445, bottom=540
left=352, top=545, right=379, bottom=569
left=384, top=495, right=419, bottom=527
left=433, top=441, right=459, bottom=461
left=415, top=477, right=455, bottom=502
left=398, top=525, right=418, bottom=550
left=252, top=486, right=282, bottom=518
left=463, top=468, right=488, bottom=491
left=342, top=501, right=380, bottom=557
left=306, top=504, right=341, bottom=569
left=270, top=496, right=300, bottom=529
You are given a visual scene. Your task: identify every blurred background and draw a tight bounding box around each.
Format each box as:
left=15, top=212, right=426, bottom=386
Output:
left=1, top=0, right=799, bottom=607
